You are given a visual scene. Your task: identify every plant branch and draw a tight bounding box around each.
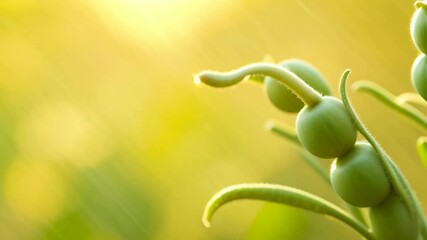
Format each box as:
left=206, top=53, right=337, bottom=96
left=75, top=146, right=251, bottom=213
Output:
left=203, top=183, right=375, bottom=239
left=353, top=81, right=427, bottom=131
left=195, top=63, right=322, bottom=107
left=340, top=70, right=427, bottom=239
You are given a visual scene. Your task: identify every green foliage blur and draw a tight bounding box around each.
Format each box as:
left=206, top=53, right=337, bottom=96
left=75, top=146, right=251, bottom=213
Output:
left=0, top=0, right=425, bottom=239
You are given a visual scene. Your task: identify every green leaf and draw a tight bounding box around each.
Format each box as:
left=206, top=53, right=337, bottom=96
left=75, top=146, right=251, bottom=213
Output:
left=353, top=80, right=427, bottom=131
left=202, top=183, right=374, bottom=240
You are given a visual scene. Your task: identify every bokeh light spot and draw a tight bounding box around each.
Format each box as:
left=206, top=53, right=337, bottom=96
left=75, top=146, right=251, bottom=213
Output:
left=79, top=0, right=237, bottom=46
left=16, top=102, right=113, bottom=168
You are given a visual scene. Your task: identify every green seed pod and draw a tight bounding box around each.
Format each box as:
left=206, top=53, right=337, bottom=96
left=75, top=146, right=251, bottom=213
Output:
left=330, top=142, right=391, bottom=207
left=264, top=59, right=331, bottom=113
left=370, top=193, right=419, bottom=240
left=411, top=54, right=427, bottom=101
left=296, top=96, right=357, bottom=158
left=411, top=4, right=427, bottom=54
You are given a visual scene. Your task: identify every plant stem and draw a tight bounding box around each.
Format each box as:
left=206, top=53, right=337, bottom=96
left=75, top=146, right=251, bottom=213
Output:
left=265, top=120, right=301, bottom=146
left=203, top=183, right=375, bottom=239
left=388, top=156, right=427, bottom=239
left=265, top=120, right=329, bottom=182
left=340, top=70, right=427, bottom=240
left=196, top=63, right=322, bottom=107
left=297, top=151, right=329, bottom=182
left=353, top=81, right=427, bottom=131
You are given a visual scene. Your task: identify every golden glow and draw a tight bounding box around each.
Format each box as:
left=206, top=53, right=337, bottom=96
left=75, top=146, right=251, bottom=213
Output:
left=79, top=0, right=237, bottom=46
left=0, top=0, right=35, bottom=11
left=0, top=0, right=423, bottom=239
left=4, top=160, right=66, bottom=223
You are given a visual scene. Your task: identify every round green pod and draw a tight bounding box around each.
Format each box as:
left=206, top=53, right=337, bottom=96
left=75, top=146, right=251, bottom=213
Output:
left=369, top=193, right=419, bottom=240
left=411, top=54, right=427, bottom=101
left=264, top=59, right=331, bottom=113
left=411, top=6, right=427, bottom=54
left=296, top=96, right=357, bottom=158
left=330, top=142, right=391, bottom=207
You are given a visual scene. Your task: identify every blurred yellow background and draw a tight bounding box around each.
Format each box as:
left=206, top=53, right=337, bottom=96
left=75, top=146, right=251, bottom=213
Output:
left=0, top=0, right=425, bottom=239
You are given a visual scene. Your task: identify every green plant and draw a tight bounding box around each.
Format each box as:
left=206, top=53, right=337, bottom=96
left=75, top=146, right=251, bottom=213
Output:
left=412, top=1, right=427, bottom=101
left=370, top=193, right=419, bottom=240
left=264, top=59, right=331, bottom=113
left=330, top=142, right=391, bottom=208
left=296, top=96, right=357, bottom=158
left=412, top=2, right=427, bottom=55
left=195, top=2, right=427, bottom=240
left=412, top=54, right=427, bottom=101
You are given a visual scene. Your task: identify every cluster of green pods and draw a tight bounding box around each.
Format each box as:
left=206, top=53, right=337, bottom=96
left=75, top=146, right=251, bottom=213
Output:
left=280, top=67, right=419, bottom=239
left=296, top=77, right=419, bottom=239
left=197, top=58, right=420, bottom=239
left=330, top=142, right=419, bottom=240
left=411, top=1, right=427, bottom=101
left=263, top=60, right=357, bottom=158
left=264, top=59, right=331, bottom=112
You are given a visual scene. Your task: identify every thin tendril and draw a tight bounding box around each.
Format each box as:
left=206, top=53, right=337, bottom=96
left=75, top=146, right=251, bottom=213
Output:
left=340, top=70, right=427, bottom=239
left=353, top=81, right=427, bottom=131
left=196, top=63, right=322, bottom=107
left=265, top=120, right=301, bottom=146
left=297, top=151, right=329, bottom=182
left=265, top=120, right=330, bottom=182
left=246, top=55, right=276, bottom=85
left=203, top=183, right=374, bottom=240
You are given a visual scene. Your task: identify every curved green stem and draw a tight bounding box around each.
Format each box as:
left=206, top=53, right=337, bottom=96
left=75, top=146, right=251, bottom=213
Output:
left=265, top=120, right=329, bottom=182
left=346, top=204, right=367, bottom=227
left=340, top=70, right=427, bottom=239
left=203, top=183, right=375, bottom=240
left=297, top=151, right=330, bottom=183
left=195, top=63, right=322, bottom=107
left=387, top=156, right=427, bottom=239
left=265, top=120, right=301, bottom=146
left=246, top=55, right=276, bottom=85
left=353, top=81, right=427, bottom=131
